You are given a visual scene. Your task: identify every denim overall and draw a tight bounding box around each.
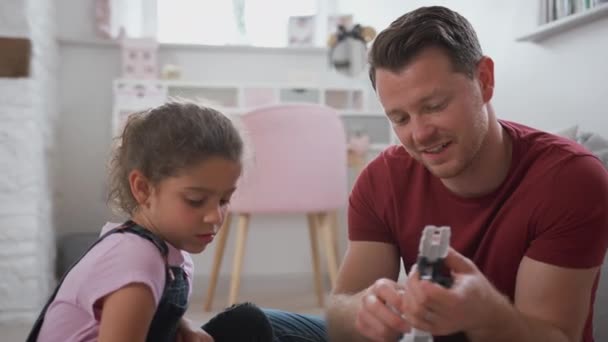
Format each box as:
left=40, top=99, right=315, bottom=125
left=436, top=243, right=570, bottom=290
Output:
left=26, top=221, right=188, bottom=342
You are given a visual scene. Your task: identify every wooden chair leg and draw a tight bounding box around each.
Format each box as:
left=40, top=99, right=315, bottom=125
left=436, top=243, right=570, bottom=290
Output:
left=228, top=213, right=250, bottom=307
left=319, top=212, right=339, bottom=289
left=330, top=210, right=341, bottom=269
left=204, top=213, right=232, bottom=311
left=307, top=213, right=325, bottom=307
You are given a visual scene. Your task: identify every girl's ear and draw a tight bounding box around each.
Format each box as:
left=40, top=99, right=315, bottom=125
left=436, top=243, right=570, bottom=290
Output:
left=129, top=169, right=152, bottom=208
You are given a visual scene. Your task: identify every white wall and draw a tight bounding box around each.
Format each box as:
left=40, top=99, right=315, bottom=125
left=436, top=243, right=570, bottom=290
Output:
left=0, top=0, right=58, bottom=323
left=53, top=0, right=608, bottom=290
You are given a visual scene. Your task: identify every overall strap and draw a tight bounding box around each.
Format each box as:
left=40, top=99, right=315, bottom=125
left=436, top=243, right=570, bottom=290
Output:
left=26, top=221, right=170, bottom=342
left=120, top=224, right=175, bottom=281
left=121, top=224, right=169, bottom=257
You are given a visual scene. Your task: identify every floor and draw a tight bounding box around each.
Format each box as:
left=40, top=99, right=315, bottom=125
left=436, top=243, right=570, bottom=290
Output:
left=1, top=286, right=326, bottom=341
left=5, top=282, right=608, bottom=341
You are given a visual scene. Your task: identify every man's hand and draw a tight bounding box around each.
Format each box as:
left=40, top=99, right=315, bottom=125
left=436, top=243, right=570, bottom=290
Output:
left=327, top=240, right=402, bottom=342
left=175, top=318, right=214, bottom=342
left=400, top=248, right=501, bottom=336
left=354, top=278, right=411, bottom=341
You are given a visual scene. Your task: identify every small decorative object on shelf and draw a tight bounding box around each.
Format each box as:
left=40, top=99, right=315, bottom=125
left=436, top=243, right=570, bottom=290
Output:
left=327, top=23, right=376, bottom=77
left=161, top=64, right=182, bottom=80
left=348, top=130, right=370, bottom=156
left=120, top=38, right=158, bottom=79
left=347, top=130, right=371, bottom=174
left=94, top=0, right=112, bottom=39
left=287, top=16, right=315, bottom=47
left=327, top=14, right=353, bottom=40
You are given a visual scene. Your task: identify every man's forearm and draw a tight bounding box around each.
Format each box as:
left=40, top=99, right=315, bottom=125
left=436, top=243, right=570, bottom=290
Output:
left=326, top=292, right=370, bottom=342
left=467, top=293, right=571, bottom=342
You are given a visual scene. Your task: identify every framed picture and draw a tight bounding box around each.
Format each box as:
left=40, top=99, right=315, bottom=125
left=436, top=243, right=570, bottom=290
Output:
left=120, top=38, right=158, bottom=79
left=288, top=15, right=315, bottom=47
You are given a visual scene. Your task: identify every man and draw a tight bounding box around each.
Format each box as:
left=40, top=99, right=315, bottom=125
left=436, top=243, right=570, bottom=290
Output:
left=263, top=5, right=608, bottom=342
left=323, top=5, right=608, bottom=342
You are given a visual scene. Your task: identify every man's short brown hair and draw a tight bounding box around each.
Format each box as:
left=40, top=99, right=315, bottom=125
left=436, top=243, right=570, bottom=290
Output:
left=368, top=6, right=483, bottom=89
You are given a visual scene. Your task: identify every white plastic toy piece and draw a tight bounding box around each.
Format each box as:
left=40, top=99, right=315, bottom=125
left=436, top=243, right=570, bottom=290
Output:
left=400, top=225, right=451, bottom=342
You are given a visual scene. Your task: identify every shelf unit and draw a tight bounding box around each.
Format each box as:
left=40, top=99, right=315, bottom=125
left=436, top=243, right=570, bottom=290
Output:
left=161, top=80, right=380, bottom=114
left=516, top=3, right=608, bottom=42
left=57, top=36, right=328, bottom=55
left=112, top=79, right=394, bottom=149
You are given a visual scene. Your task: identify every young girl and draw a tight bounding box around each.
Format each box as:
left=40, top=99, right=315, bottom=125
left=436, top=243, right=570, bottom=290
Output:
left=27, top=100, right=273, bottom=342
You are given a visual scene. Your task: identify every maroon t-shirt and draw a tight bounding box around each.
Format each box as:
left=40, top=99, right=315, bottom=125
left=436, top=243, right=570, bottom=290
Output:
left=349, top=120, right=608, bottom=342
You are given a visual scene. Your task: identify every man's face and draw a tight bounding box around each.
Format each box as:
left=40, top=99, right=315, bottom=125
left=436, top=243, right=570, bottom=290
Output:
left=375, top=47, right=491, bottom=180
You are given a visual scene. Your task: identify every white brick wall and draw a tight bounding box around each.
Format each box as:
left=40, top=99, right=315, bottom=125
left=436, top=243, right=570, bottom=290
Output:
left=0, top=0, right=58, bottom=323
left=0, top=0, right=29, bottom=38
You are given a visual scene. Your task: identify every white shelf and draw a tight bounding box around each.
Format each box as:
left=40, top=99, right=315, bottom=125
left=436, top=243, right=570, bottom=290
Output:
left=161, top=80, right=367, bottom=91
left=58, top=36, right=326, bottom=54
left=181, top=107, right=383, bottom=118
left=113, top=80, right=377, bottom=109
left=221, top=108, right=385, bottom=118
left=113, top=78, right=389, bottom=144
left=516, top=4, right=608, bottom=42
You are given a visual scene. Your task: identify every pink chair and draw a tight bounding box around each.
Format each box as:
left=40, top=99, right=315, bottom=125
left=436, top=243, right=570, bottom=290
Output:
left=204, top=104, right=348, bottom=311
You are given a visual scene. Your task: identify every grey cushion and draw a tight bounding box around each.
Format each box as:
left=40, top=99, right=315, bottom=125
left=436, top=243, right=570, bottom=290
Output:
left=556, top=125, right=579, bottom=140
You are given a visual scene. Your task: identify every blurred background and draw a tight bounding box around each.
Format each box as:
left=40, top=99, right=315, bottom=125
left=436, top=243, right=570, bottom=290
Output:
left=1, top=0, right=607, bottom=340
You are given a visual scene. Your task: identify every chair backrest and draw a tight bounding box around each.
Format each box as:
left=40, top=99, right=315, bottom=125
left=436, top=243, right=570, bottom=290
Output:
left=230, top=104, right=348, bottom=214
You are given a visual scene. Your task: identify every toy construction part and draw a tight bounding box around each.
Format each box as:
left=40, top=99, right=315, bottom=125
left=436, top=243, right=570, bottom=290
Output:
left=327, top=24, right=376, bottom=77
left=400, top=225, right=452, bottom=342
left=417, top=225, right=453, bottom=288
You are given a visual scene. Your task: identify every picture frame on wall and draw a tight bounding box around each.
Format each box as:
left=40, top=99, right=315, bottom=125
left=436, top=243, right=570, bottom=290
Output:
left=287, top=15, right=315, bottom=47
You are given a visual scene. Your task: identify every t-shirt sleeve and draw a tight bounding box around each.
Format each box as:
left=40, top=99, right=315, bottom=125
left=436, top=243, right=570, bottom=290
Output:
left=348, top=159, right=396, bottom=244
left=526, top=155, right=608, bottom=268
left=77, top=234, right=167, bottom=315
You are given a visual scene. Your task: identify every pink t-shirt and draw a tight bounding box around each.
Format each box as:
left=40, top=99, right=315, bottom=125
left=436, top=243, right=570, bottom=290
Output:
left=37, top=222, right=194, bottom=342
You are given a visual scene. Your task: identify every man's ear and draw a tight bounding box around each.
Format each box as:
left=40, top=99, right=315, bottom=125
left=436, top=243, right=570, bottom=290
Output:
left=129, top=169, right=152, bottom=208
left=476, top=56, right=494, bottom=103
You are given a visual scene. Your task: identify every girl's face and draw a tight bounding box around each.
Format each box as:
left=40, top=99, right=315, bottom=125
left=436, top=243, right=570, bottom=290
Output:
left=134, top=157, right=242, bottom=254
